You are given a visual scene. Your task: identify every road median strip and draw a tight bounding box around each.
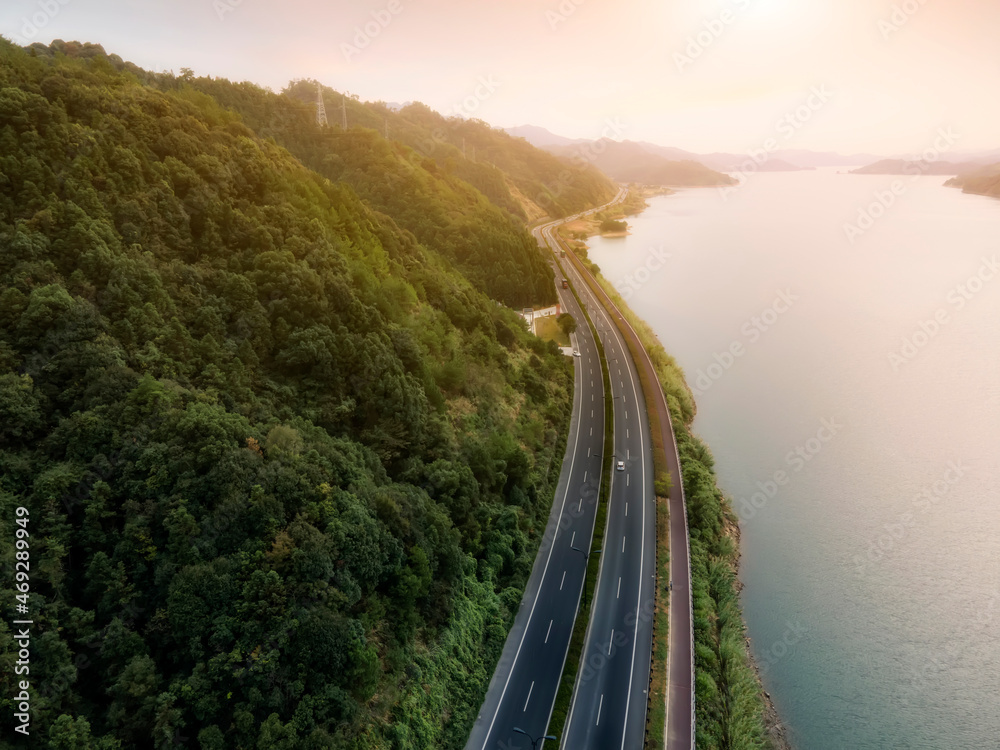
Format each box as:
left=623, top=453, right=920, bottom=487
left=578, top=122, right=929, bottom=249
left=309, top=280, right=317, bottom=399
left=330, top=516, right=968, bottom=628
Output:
left=542, top=237, right=615, bottom=743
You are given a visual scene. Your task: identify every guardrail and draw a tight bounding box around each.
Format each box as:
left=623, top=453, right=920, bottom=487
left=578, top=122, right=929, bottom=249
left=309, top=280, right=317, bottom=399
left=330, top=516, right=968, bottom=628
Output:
left=551, top=213, right=697, bottom=750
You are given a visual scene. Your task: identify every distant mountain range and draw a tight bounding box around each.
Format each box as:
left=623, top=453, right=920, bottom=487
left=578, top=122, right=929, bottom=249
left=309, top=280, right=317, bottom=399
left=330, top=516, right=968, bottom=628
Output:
left=545, top=138, right=734, bottom=187
left=850, top=158, right=997, bottom=176
left=503, top=125, right=885, bottom=182
left=504, top=125, right=1000, bottom=185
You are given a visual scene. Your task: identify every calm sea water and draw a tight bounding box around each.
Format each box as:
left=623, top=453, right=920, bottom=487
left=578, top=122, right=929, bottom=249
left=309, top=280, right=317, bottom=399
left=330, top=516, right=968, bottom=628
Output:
left=586, top=169, right=1000, bottom=750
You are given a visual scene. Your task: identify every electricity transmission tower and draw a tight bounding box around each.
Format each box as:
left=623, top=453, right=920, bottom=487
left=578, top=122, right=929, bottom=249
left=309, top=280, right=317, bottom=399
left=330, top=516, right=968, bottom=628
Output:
left=315, top=82, right=328, bottom=127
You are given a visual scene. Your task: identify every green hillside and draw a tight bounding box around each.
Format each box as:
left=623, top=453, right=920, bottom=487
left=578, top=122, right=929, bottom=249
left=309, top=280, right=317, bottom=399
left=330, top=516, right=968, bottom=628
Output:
left=0, top=39, right=577, bottom=748
left=283, top=82, right=617, bottom=220
left=945, top=162, right=1000, bottom=198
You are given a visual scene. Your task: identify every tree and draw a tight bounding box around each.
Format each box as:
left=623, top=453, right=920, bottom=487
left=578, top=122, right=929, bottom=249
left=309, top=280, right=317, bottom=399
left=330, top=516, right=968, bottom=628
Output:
left=557, top=313, right=577, bottom=335
left=0, top=373, right=42, bottom=444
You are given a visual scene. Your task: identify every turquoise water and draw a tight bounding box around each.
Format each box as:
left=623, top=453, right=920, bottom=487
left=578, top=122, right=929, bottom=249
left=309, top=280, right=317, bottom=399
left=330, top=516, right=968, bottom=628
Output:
left=586, top=171, right=1000, bottom=750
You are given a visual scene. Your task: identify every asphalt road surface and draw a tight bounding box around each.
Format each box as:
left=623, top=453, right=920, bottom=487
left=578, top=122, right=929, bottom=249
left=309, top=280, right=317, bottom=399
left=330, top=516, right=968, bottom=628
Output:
left=463, top=205, right=615, bottom=750
left=554, top=217, right=656, bottom=750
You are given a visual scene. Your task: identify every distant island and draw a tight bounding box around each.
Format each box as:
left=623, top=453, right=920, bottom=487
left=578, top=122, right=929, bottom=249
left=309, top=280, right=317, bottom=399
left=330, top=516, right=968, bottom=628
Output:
left=698, top=155, right=814, bottom=173
left=850, top=158, right=987, bottom=176
left=599, top=217, right=629, bottom=235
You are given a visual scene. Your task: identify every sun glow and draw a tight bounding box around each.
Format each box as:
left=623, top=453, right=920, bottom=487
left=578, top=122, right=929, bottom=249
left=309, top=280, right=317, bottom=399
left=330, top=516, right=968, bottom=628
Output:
left=748, top=0, right=797, bottom=17
left=741, top=0, right=820, bottom=29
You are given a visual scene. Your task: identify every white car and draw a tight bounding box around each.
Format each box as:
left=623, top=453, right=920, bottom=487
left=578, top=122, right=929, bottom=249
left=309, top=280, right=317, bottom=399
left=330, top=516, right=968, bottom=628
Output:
left=573, top=350, right=581, bottom=357
left=616, top=460, right=625, bottom=471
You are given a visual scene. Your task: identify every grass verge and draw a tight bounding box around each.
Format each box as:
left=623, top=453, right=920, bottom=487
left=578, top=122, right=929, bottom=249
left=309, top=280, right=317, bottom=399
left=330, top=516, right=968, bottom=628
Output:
left=646, top=481, right=672, bottom=750
left=534, top=315, right=571, bottom=347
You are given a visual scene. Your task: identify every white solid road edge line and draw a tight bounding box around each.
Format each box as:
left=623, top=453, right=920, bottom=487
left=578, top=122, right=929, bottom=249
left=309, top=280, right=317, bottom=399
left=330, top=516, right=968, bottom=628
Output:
left=478, top=293, right=590, bottom=750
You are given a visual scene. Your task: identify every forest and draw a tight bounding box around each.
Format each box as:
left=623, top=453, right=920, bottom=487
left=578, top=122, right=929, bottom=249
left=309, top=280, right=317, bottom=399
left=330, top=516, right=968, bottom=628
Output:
left=0, top=39, right=583, bottom=748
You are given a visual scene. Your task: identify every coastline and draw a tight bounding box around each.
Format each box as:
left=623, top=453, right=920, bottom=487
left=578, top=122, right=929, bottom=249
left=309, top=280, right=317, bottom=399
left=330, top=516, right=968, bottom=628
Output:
left=554, top=185, right=671, bottom=246
left=569, top=187, right=794, bottom=750
left=729, top=521, right=795, bottom=750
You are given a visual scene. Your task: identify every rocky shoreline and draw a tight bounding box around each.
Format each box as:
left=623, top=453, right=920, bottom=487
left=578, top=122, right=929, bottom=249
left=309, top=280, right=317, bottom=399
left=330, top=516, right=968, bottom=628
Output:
left=728, top=518, right=794, bottom=750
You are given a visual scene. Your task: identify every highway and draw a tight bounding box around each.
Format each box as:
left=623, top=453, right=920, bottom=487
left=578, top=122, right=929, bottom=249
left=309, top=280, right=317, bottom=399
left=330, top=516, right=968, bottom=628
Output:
left=466, top=186, right=693, bottom=750
left=463, top=199, right=614, bottom=750
left=554, top=214, right=696, bottom=750
left=540, top=200, right=657, bottom=750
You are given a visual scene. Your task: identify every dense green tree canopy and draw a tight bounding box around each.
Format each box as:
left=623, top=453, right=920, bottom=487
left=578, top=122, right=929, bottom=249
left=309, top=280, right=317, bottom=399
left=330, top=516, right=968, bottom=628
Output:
left=0, top=39, right=576, bottom=748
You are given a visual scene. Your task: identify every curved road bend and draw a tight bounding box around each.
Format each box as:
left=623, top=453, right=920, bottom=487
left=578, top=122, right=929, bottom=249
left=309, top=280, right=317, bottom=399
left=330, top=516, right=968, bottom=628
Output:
left=463, top=202, right=616, bottom=750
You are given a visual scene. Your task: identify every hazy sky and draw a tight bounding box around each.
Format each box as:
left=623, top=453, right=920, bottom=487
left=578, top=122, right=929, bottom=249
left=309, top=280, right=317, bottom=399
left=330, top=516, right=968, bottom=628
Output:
left=3, top=0, right=999, bottom=154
